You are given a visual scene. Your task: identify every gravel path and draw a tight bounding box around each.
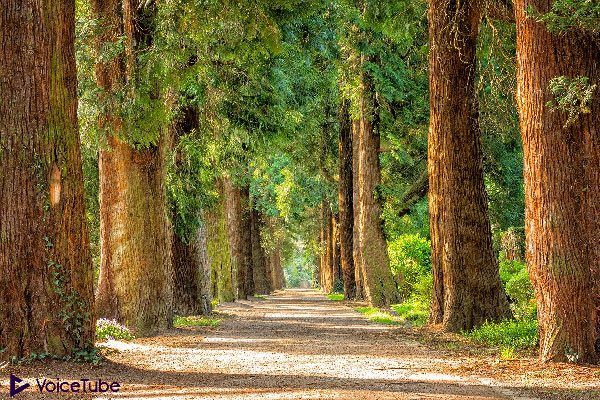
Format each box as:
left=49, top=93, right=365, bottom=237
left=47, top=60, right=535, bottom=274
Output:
left=5, top=288, right=594, bottom=399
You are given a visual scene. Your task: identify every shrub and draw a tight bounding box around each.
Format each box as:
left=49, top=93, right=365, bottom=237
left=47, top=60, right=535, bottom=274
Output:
left=498, top=252, right=536, bottom=317
left=96, top=318, right=135, bottom=341
left=388, top=234, right=431, bottom=299
left=464, top=318, right=539, bottom=350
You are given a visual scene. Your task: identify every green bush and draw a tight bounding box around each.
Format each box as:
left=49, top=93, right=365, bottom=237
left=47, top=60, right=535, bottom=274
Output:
left=464, top=318, right=539, bottom=350
left=498, top=252, right=536, bottom=317
left=388, top=234, right=431, bottom=299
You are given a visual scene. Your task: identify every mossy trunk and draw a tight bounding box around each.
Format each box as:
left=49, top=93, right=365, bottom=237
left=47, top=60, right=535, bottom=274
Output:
left=93, top=0, right=173, bottom=336
left=0, top=0, right=95, bottom=358
left=352, top=119, right=364, bottom=299
left=358, top=56, right=400, bottom=307
left=172, top=217, right=212, bottom=316
left=206, top=184, right=235, bottom=303
left=224, top=176, right=247, bottom=299
left=251, top=208, right=271, bottom=295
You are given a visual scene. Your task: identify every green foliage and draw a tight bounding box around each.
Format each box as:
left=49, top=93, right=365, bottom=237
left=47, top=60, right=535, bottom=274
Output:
left=173, top=316, right=221, bottom=328
left=96, top=319, right=135, bottom=341
left=464, top=318, right=539, bottom=350
left=388, top=234, right=431, bottom=299
left=392, top=300, right=428, bottom=326
left=529, top=0, right=600, bottom=36
left=327, top=293, right=344, bottom=301
left=498, top=252, right=536, bottom=318
left=547, top=76, right=597, bottom=128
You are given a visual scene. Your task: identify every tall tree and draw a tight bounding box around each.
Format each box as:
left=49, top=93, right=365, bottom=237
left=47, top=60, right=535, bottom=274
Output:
left=0, top=0, right=95, bottom=357
left=515, top=0, right=600, bottom=363
left=94, top=0, right=173, bottom=335
left=224, top=177, right=248, bottom=299
left=357, top=54, right=400, bottom=307
left=427, top=0, right=510, bottom=331
left=338, top=98, right=356, bottom=298
left=352, top=119, right=364, bottom=299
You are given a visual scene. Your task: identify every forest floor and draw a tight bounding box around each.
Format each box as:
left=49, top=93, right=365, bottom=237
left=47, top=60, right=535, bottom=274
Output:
left=1, top=288, right=599, bottom=399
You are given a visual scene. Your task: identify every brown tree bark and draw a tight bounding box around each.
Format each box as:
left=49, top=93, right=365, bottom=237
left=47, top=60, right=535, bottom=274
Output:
left=0, top=0, right=95, bottom=358
left=352, top=119, right=364, bottom=299
left=224, top=176, right=247, bottom=299
left=171, top=217, right=212, bottom=316
left=427, top=0, right=511, bottom=332
left=339, top=98, right=357, bottom=299
left=94, top=0, right=173, bottom=335
left=358, top=58, right=400, bottom=307
left=515, top=0, right=600, bottom=363
left=251, top=207, right=270, bottom=295
left=241, top=186, right=254, bottom=296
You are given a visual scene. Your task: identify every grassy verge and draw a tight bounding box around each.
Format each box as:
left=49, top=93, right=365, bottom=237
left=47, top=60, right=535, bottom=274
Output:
left=173, top=315, right=222, bottom=328
left=391, top=301, right=428, bottom=326
left=355, top=307, right=401, bottom=325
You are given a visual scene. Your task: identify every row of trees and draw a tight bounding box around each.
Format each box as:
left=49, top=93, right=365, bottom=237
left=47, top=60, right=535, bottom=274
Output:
left=1, top=0, right=598, bottom=365
left=315, top=0, right=600, bottom=364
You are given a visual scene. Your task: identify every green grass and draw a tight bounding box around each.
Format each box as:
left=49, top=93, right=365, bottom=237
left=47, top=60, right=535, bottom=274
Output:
left=463, top=318, right=539, bottom=350
left=392, top=301, right=429, bottom=326
left=355, top=307, right=401, bottom=325
left=327, top=293, right=344, bottom=301
left=173, top=315, right=222, bottom=328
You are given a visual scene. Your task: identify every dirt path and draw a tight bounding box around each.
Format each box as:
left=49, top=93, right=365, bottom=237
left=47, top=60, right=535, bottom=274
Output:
left=2, top=289, right=598, bottom=399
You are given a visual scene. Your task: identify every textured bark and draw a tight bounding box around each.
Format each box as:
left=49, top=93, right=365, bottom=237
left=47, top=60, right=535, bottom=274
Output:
left=94, top=0, right=173, bottom=335
left=332, top=213, right=342, bottom=290
left=241, top=186, right=254, bottom=296
left=251, top=208, right=270, bottom=295
left=339, top=99, right=356, bottom=299
left=171, top=218, right=212, bottom=316
left=515, top=0, right=600, bottom=363
left=358, top=58, right=400, bottom=307
left=207, top=184, right=235, bottom=303
left=427, top=0, right=511, bottom=332
left=0, top=0, right=95, bottom=357
left=224, top=176, right=247, bottom=299
left=352, top=119, right=364, bottom=299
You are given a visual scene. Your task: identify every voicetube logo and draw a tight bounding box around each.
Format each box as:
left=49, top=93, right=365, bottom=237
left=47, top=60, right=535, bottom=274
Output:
left=8, top=374, right=121, bottom=397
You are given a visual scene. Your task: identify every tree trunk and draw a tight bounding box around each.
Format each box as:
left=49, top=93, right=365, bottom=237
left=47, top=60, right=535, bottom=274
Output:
left=251, top=208, right=270, bottom=295
left=0, top=0, right=95, bottom=358
left=224, top=176, right=247, bottom=299
left=207, top=183, right=235, bottom=303
left=358, top=57, right=400, bottom=307
left=427, top=0, right=511, bottom=332
left=352, top=119, right=364, bottom=299
left=241, top=186, right=254, bottom=296
left=515, top=0, right=600, bottom=363
left=94, top=0, right=173, bottom=336
left=171, top=220, right=212, bottom=316
left=339, top=99, right=356, bottom=299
